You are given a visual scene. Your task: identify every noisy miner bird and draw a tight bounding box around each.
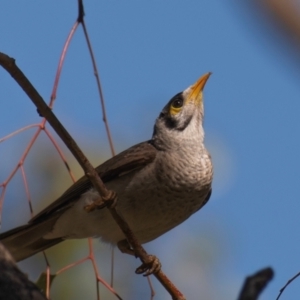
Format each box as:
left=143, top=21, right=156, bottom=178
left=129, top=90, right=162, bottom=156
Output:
left=0, top=73, right=213, bottom=268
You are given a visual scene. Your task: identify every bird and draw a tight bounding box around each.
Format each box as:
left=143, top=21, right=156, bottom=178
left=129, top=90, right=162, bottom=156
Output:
left=0, top=73, right=213, bottom=267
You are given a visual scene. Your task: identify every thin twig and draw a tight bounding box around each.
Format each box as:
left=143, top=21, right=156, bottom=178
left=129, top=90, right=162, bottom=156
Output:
left=0, top=52, right=186, bottom=300
left=147, top=276, right=156, bottom=300
left=55, top=241, right=122, bottom=299
left=276, top=271, right=300, bottom=300
left=20, top=165, right=34, bottom=217
left=0, top=53, right=111, bottom=200
left=0, top=125, right=43, bottom=216
left=49, top=21, right=79, bottom=108
left=88, top=239, right=122, bottom=300
left=0, top=123, right=40, bottom=143
left=76, top=1, right=117, bottom=288
left=79, top=8, right=116, bottom=156
left=42, top=252, right=51, bottom=300
left=43, top=128, right=77, bottom=182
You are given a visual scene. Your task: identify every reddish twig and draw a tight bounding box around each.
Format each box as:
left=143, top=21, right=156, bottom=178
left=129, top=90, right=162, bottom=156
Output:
left=0, top=54, right=112, bottom=201
left=1, top=13, right=82, bottom=298
left=49, top=21, right=79, bottom=108
left=147, top=276, right=156, bottom=300
left=41, top=252, right=51, bottom=299
left=80, top=18, right=116, bottom=156
left=55, top=239, right=122, bottom=299
left=43, top=128, right=76, bottom=182
left=76, top=0, right=117, bottom=288
left=88, top=239, right=122, bottom=300
left=0, top=52, right=186, bottom=300
left=0, top=124, right=40, bottom=143
left=0, top=125, right=43, bottom=215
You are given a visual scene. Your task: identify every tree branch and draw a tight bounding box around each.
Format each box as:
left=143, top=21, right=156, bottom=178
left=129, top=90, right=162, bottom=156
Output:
left=0, top=52, right=186, bottom=300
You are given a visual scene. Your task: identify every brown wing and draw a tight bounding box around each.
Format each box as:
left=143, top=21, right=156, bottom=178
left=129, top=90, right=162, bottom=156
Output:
left=30, top=141, right=157, bottom=223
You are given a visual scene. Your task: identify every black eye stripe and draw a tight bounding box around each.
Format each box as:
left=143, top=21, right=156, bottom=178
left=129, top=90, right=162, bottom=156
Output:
left=159, top=112, right=166, bottom=118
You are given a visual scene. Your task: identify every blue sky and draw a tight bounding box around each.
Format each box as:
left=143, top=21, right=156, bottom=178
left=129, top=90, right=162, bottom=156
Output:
left=1, top=1, right=300, bottom=299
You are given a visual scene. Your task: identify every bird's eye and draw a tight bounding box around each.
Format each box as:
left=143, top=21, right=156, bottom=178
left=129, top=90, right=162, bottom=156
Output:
left=171, top=98, right=183, bottom=109
left=169, top=93, right=184, bottom=115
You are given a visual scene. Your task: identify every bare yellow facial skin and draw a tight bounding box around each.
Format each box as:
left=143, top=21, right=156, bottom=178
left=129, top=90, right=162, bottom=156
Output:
left=169, top=72, right=211, bottom=116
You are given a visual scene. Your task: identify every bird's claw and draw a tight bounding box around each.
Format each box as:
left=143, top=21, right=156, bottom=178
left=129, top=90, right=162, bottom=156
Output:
left=84, top=190, right=117, bottom=212
left=135, top=255, right=161, bottom=276
left=84, top=200, right=106, bottom=212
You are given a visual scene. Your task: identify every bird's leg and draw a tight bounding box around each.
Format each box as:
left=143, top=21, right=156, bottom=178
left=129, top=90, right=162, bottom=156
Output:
left=117, top=239, right=136, bottom=256
left=117, top=240, right=161, bottom=276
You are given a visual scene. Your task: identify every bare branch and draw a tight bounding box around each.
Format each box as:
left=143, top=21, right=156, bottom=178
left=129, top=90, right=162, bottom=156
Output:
left=78, top=3, right=116, bottom=156
left=276, top=271, right=300, bottom=300
left=0, top=52, right=186, bottom=300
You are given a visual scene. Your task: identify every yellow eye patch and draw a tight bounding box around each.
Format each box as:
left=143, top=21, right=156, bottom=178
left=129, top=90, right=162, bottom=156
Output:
left=169, top=97, right=183, bottom=115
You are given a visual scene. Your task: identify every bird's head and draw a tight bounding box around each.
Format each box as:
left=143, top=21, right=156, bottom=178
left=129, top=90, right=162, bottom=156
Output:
left=152, top=73, right=211, bottom=150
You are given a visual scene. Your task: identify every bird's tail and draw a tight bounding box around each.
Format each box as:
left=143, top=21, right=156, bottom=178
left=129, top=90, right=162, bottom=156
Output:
left=0, top=216, right=63, bottom=262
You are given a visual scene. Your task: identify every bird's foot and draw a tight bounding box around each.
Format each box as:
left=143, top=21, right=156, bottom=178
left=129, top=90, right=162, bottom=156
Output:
left=135, top=255, right=161, bottom=276
left=84, top=190, right=117, bottom=212
left=117, top=240, right=161, bottom=276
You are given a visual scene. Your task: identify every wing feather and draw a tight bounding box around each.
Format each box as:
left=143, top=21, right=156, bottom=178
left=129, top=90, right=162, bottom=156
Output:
left=30, top=141, right=157, bottom=223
